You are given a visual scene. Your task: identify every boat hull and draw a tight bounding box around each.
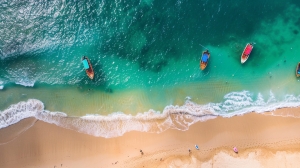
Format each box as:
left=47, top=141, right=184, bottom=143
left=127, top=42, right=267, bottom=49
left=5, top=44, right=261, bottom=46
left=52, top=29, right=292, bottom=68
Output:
left=241, top=43, right=253, bottom=64
left=200, top=50, right=210, bottom=70
left=296, top=62, right=300, bottom=77
left=82, top=56, right=94, bottom=80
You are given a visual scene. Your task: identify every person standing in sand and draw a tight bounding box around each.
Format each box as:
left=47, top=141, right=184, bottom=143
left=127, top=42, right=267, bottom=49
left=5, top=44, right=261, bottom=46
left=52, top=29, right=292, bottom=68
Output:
left=233, top=147, right=238, bottom=153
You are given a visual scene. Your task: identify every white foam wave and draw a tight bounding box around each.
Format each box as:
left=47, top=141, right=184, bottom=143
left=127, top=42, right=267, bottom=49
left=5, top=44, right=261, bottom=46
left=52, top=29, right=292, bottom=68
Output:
left=207, top=91, right=300, bottom=118
left=0, top=80, right=3, bottom=90
left=1, top=91, right=300, bottom=138
left=0, top=99, right=44, bottom=129
left=15, top=79, right=35, bottom=87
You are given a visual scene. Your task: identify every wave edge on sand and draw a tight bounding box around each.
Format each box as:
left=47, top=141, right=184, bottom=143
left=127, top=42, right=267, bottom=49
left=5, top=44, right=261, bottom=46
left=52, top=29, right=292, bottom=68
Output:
left=1, top=90, right=300, bottom=138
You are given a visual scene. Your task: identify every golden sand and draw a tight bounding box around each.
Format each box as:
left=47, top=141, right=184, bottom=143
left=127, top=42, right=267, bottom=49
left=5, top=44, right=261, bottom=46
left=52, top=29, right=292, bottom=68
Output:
left=1, top=107, right=300, bottom=168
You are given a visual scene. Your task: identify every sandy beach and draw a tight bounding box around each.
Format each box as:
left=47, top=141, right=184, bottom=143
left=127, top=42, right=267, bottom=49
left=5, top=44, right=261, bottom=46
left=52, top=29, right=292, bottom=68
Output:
left=2, top=1, right=300, bottom=168
left=1, top=107, right=300, bottom=168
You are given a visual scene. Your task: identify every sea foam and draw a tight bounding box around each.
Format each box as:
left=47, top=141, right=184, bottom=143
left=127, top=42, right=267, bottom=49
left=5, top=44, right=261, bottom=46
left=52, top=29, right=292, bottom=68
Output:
left=14, top=77, right=35, bottom=87
left=1, top=91, right=300, bottom=138
left=0, top=81, right=3, bottom=90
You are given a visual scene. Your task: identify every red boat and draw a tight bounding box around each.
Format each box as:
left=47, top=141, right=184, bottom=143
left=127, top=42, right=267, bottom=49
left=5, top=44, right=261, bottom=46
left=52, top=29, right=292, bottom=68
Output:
left=200, top=50, right=210, bottom=70
left=241, top=43, right=253, bottom=64
left=82, top=56, right=94, bottom=80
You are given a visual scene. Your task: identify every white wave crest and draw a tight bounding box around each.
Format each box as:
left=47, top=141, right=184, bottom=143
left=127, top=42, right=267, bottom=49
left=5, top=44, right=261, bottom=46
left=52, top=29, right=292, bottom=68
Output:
left=0, top=80, right=3, bottom=90
left=15, top=80, right=35, bottom=87
left=209, top=91, right=300, bottom=117
left=0, top=99, right=44, bottom=129
left=32, top=100, right=217, bottom=138
left=1, top=91, right=300, bottom=138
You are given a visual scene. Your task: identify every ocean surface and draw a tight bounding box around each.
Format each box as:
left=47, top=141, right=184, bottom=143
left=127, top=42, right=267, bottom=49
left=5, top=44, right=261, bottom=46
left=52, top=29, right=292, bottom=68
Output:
left=1, top=0, right=300, bottom=138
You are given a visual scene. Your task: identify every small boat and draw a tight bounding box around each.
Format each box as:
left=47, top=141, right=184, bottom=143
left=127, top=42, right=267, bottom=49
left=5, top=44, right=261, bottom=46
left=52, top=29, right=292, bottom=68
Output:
left=296, top=62, right=300, bottom=77
left=200, top=50, right=210, bottom=70
left=241, top=43, right=253, bottom=63
left=81, top=56, right=94, bottom=80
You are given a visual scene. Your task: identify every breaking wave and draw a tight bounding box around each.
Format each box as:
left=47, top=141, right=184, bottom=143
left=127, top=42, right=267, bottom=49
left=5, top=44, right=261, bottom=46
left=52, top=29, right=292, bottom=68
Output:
left=1, top=91, right=300, bottom=138
left=15, top=81, right=35, bottom=87
left=0, top=81, right=3, bottom=90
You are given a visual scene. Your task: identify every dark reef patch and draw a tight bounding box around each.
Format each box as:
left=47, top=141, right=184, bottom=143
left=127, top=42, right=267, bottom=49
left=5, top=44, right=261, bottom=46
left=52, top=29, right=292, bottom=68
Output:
left=99, top=0, right=291, bottom=73
left=293, top=29, right=299, bottom=35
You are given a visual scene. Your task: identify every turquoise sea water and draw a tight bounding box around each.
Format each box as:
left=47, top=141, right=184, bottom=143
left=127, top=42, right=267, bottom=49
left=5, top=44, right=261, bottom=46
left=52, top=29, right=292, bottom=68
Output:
left=1, top=0, right=300, bottom=137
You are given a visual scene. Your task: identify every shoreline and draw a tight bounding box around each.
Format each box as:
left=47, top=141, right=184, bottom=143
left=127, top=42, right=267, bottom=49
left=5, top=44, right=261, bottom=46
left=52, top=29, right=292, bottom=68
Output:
left=1, top=107, right=300, bottom=167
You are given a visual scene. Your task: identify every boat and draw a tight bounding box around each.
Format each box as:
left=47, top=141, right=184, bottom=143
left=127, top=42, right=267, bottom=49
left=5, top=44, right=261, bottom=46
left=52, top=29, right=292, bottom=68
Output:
left=81, top=56, right=94, bottom=80
left=241, top=43, right=253, bottom=64
left=296, top=62, right=300, bottom=77
left=200, top=50, right=210, bottom=70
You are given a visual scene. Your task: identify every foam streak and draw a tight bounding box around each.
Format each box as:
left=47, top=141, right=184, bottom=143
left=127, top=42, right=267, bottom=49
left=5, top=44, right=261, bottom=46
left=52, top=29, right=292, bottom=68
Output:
left=1, top=91, right=300, bottom=138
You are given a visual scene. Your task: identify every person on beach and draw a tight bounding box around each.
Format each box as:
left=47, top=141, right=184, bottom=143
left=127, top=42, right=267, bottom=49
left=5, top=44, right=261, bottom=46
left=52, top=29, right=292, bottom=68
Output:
left=233, top=147, right=238, bottom=153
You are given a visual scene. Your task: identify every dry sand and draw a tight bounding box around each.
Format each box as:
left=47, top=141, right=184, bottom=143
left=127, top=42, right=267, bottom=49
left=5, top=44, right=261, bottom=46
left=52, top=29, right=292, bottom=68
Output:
left=1, top=108, right=300, bottom=168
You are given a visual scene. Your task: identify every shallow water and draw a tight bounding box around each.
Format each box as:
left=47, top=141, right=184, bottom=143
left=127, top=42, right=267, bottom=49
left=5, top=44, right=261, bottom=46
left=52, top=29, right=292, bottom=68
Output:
left=1, top=0, right=300, bottom=137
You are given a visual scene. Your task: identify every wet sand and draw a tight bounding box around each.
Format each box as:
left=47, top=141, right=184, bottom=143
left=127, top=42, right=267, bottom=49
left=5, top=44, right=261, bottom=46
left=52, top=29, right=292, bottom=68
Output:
left=1, top=107, right=300, bottom=168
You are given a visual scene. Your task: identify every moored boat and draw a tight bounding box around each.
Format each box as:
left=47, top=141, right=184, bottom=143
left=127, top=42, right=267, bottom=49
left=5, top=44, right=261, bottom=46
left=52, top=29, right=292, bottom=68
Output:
left=241, top=43, right=254, bottom=64
left=82, top=56, right=94, bottom=80
left=296, top=62, right=300, bottom=77
left=200, top=50, right=210, bottom=70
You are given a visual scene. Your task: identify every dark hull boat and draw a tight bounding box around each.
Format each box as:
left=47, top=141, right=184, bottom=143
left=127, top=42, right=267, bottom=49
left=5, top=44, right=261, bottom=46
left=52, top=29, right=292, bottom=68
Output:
left=296, top=62, right=300, bottom=77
